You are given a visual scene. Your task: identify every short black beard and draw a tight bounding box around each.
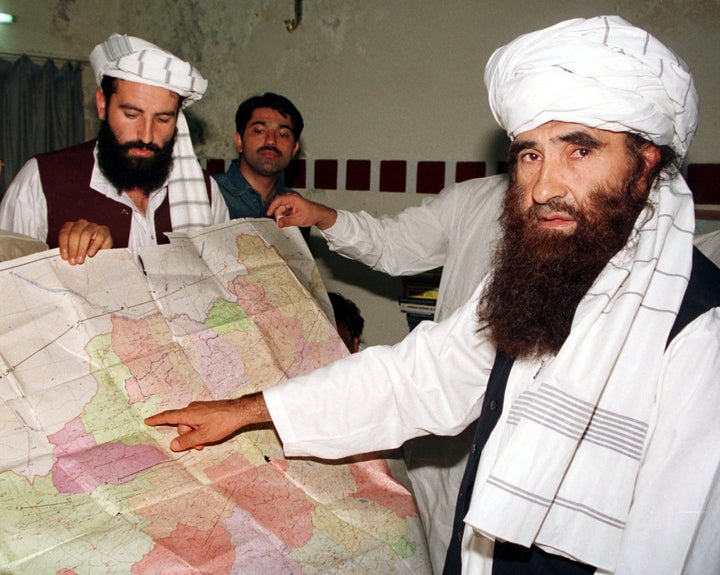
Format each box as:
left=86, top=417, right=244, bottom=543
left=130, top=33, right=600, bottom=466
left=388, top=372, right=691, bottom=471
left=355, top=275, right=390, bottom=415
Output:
left=96, top=120, right=176, bottom=196
left=477, top=165, right=649, bottom=360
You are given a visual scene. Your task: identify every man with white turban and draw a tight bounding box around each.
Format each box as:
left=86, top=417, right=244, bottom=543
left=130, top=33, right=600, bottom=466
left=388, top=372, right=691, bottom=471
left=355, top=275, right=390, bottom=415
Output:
left=0, top=33, right=228, bottom=265
left=146, top=16, right=720, bottom=574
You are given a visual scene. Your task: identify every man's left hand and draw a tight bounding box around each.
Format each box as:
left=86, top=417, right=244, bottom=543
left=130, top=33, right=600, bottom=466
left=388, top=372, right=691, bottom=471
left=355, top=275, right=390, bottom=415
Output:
left=58, top=219, right=113, bottom=265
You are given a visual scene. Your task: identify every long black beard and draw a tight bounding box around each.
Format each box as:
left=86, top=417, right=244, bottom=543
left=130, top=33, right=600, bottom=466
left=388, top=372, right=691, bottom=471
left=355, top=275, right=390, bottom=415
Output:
left=477, top=172, right=649, bottom=360
left=96, top=120, right=176, bottom=195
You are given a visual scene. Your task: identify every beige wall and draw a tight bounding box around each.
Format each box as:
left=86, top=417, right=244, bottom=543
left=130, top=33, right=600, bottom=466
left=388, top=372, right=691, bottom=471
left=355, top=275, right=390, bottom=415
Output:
left=1, top=0, right=718, bottom=344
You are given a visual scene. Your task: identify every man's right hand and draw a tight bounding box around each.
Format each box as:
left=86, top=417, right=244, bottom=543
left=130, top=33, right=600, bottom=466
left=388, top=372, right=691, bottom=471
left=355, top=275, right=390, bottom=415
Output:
left=145, top=393, right=272, bottom=452
left=58, top=219, right=113, bottom=265
left=267, top=194, right=338, bottom=231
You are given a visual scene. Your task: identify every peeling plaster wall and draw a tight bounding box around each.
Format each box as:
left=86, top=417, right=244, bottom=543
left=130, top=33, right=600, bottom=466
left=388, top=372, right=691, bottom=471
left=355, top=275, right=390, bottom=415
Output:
left=1, top=0, right=718, bottom=345
left=2, top=1, right=717, bottom=161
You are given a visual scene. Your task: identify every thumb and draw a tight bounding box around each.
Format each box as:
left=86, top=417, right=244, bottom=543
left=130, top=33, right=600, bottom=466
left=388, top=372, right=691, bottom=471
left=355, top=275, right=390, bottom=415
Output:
left=169, top=430, right=206, bottom=452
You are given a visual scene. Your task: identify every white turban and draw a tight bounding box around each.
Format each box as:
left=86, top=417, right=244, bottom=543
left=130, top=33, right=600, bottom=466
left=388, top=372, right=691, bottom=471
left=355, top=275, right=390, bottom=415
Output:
left=485, top=15, right=699, bottom=160
left=89, top=33, right=207, bottom=106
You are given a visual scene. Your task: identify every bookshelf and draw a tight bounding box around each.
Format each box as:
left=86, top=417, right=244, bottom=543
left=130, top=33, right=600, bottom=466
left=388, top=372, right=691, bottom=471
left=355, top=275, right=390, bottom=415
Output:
left=399, top=269, right=442, bottom=331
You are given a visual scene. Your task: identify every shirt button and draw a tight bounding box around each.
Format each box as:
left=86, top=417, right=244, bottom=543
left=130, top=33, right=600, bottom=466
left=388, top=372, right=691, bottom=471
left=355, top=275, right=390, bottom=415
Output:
left=490, top=399, right=498, bottom=411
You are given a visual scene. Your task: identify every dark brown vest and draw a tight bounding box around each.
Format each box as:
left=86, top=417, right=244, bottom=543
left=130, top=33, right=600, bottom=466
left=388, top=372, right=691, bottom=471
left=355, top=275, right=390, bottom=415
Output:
left=35, top=140, right=212, bottom=249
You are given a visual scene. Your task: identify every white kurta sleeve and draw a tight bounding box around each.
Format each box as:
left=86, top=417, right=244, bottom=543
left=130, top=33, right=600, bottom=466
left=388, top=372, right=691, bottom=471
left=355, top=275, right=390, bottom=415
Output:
left=0, top=158, right=49, bottom=242
left=614, top=309, right=720, bottom=574
left=319, top=187, right=461, bottom=276
left=264, top=287, right=496, bottom=459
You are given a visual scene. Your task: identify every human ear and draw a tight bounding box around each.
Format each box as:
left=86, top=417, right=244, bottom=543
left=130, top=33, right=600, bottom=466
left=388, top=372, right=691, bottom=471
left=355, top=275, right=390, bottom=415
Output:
left=95, top=88, right=107, bottom=120
left=234, top=132, right=243, bottom=154
left=637, top=144, right=662, bottom=190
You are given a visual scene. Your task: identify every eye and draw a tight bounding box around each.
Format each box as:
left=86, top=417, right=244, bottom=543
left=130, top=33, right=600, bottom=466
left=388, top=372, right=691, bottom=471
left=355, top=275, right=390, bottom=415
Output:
left=278, top=130, right=291, bottom=139
left=573, top=147, right=591, bottom=158
left=519, top=151, right=541, bottom=163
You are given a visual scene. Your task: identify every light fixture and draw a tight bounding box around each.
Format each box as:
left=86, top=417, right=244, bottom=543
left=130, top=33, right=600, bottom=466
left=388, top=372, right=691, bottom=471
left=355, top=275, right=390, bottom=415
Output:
left=284, top=0, right=302, bottom=32
left=0, top=13, right=14, bottom=24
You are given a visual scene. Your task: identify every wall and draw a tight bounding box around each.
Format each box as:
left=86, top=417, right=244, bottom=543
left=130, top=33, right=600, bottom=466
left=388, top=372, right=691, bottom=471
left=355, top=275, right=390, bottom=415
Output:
left=1, top=0, right=718, bottom=345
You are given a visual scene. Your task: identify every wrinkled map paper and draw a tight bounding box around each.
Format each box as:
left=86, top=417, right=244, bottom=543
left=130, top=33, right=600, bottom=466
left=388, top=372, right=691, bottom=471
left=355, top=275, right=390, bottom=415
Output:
left=0, top=219, right=430, bottom=574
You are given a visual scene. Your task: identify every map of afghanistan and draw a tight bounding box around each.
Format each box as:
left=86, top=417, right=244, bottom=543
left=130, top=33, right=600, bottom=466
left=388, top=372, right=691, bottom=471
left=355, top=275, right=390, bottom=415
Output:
left=0, top=219, right=431, bottom=574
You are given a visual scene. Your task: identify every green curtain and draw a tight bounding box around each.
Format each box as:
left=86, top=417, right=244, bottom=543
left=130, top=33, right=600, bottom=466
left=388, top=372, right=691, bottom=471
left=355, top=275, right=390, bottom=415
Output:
left=0, top=56, right=84, bottom=199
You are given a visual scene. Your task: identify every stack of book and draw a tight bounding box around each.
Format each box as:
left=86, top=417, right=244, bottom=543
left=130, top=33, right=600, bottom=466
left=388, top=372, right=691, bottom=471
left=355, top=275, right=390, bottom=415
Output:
left=399, top=269, right=441, bottom=331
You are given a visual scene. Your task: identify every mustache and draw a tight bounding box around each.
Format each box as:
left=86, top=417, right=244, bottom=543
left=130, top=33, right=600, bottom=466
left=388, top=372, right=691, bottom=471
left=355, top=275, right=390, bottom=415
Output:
left=530, top=198, right=583, bottom=220
left=121, top=141, right=163, bottom=153
left=258, top=145, right=281, bottom=155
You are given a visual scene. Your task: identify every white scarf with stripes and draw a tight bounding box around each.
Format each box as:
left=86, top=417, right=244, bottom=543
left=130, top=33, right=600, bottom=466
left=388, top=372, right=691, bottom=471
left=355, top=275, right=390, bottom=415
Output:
left=465, top=174, right=695, bottom=571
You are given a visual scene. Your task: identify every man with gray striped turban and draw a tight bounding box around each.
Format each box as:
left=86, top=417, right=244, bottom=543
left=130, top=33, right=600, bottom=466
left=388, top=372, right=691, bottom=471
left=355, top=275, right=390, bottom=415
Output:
left=147, top=16, right=720, bottom=574
left=0, top=34, right=228, bottom=266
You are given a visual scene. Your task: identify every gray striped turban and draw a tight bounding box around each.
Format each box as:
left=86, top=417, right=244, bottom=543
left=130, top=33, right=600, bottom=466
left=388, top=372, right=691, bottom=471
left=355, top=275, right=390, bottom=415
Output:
left=484, top=15, right=698, bottom=160
left=89, top=34, right=208, bottom=107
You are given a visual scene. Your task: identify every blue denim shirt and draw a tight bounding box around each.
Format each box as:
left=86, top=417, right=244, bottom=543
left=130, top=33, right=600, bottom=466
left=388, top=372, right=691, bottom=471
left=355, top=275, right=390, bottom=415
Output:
left=212, top=160, right=296, bottom=219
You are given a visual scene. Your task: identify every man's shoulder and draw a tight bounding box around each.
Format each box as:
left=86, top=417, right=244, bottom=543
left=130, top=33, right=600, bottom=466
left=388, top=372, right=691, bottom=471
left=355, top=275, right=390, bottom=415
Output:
left=34, top=140, right=96, bottom=162
left=667, top=247, right=720, bottom=346
left=212, top=161, right=249, bottom=195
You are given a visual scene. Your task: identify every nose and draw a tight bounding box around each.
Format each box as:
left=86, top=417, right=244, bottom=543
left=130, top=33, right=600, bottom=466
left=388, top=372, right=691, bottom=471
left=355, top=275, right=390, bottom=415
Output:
left=137, top=119, right=154, bottom=144
left=530, top=161, right=568, bottom=205
left=264, top=129, right=277, bottom=146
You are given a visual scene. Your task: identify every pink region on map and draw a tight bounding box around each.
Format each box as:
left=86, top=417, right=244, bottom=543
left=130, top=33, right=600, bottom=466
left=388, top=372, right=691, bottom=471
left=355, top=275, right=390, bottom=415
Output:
left=131, top=522, right=235, bottom=575
left=225, top=506, right=304, bottom=574
left=207, top=453, right=314, bottom=549
left=49, top=417, right=167, bottom=494
left=349, top=459, right=417, bottom=518
left=179, top=315, right=251, bottom=399
left=57, top=570, right=79, bottom=575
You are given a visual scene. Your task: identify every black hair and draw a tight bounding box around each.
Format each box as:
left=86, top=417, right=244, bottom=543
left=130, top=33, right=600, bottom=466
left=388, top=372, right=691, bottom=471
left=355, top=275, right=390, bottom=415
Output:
left=328, top=292, right=364, bottom=340
left=234, top=92, right=304, bottom=139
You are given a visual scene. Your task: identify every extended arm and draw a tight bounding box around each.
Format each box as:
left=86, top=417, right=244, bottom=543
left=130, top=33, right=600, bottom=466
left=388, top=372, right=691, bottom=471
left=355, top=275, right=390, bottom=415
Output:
left=269, top=186, right=461, bottom=276
left=144, top=392, right=271, bottom=452
left=146, top=287, right=495, bottom=459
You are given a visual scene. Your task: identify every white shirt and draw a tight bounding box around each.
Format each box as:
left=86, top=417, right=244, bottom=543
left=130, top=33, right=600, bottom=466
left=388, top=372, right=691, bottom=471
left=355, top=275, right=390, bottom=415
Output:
left=318, top=174, right=506, bottom=571
left=0, top=150, right=228, bottom=262
left=696, top=229, right=720, bottom=267
left=321, top=175, right=507, bottom=322
left=264, top=287, right=720, bottom=574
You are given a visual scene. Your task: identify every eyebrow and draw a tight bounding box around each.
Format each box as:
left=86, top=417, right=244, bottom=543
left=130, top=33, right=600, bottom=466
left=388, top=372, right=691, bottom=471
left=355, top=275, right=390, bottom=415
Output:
left=557, top=130, right=603, bottom=149
left=509, top=130, right=604, bottom=158
left=249, top=120, right=294, bottom=131
left=509, top=139, right=534, bottom=158
left=118, top=103, right=178, bottom=117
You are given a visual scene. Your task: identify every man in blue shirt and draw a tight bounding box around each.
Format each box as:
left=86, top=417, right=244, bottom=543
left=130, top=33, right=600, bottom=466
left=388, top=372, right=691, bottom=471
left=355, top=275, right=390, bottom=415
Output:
left=213, top=93, right=303, bottom=219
